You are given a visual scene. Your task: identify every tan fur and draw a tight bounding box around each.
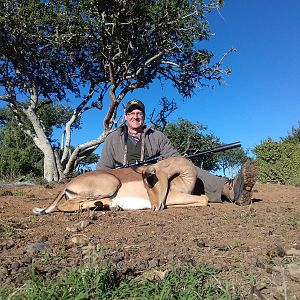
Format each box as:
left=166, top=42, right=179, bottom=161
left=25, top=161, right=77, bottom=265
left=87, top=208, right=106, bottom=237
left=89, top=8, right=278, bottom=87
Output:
left=33, top=157, right=208, bottom=215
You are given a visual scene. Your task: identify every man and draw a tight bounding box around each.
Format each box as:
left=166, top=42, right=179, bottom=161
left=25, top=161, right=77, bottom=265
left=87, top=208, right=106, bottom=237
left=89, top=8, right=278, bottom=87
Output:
left=97, top=99, right=257, bottom=205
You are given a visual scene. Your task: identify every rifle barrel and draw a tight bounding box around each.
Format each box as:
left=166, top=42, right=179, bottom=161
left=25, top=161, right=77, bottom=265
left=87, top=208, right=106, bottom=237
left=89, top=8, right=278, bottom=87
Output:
left=185, top=141, right=241, bottom=159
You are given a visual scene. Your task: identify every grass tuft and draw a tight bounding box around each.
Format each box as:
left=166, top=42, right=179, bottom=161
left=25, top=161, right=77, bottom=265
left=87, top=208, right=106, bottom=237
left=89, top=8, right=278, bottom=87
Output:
left=0, top=263, right=241, bottom=299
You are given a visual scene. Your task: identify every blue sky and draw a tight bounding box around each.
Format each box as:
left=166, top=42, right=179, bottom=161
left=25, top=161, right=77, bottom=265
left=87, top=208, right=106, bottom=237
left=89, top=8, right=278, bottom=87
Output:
left=74, top=0, right=300, bottom=158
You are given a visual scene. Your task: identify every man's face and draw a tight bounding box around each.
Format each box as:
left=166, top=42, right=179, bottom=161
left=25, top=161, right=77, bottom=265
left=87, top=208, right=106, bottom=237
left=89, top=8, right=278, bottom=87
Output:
left=125, top=109, right=145, bottom=131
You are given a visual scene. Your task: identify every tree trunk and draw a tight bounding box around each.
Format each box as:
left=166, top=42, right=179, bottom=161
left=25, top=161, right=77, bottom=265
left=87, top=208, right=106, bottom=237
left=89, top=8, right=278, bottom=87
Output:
left=22, top=105, right=62, bottom=182
left=43, top=149, right=60, bottom=182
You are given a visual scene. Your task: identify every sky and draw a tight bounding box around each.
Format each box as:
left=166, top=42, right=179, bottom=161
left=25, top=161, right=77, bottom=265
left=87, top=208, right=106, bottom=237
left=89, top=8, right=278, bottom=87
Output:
left=72, top=0, right=300, bottom=159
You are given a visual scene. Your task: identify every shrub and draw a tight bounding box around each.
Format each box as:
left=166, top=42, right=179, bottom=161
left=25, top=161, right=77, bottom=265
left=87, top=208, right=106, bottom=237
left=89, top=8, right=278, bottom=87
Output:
left=254, top=138, right=300, bottom=185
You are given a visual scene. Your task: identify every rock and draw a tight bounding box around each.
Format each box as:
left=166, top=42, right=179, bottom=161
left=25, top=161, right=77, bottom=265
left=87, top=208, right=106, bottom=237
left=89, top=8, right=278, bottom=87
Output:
left=66, top=226, right=78, bottom=233
left=111, top=253, right=125, bottom=264
left=10, top=269, right=17, bottom=276
left=137, top=261, right=148, bottom=271
left=0, top=190, right=13, bottom=196
left=71, top=235, right=89, bottom=246
left=82, top=243, right=96, bottom=257
left=294, top=244, right=300, bottom=250
left=5, top=240, right=16, bottom=249
left=267, top=244, right=286, bottom=258
left=15, top=273, right=27, bottom=286
left=148, top=258, right=159, bottom=269
left=0, top=266, right=8, bottom=276
left=66, top=220, right=91, bottom=232
left=286, top=263, right=300, bottom=282
left=286, top=248, right=300, bottom=256
left=40, top=235, right=49, bottom=243
left=5, top=277, right=11, bottom=284
left=275, top=245, right=286, bottom=257
left=139, top=270, right=168, bottom=282
left=266, top=267, right=273, bottom=274
left=10, top=261, right=20, bottom=271
left=26, top=242, right=49, bottom=253
left=89, top=211, right=98, bottom=220
left=77, top=220, right=91, bottom=230
left=193, top=238, right=206, bottom=248
left=0, top=273, right=6, bottom=282
left=21, top=256, right=33, bottom=265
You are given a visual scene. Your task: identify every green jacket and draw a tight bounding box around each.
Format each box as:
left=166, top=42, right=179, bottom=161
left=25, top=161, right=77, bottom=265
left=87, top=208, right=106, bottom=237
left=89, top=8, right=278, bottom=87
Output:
left=96, top=125, right=179, bottom=169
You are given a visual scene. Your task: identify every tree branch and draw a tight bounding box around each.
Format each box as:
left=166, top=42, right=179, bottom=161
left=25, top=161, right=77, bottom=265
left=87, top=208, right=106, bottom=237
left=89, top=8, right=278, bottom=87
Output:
left=61, top=82, right=96, bottom=165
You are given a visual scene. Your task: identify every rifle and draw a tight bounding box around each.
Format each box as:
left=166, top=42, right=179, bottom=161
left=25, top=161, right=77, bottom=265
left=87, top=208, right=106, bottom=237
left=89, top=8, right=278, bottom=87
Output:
left=116, top=141, right=241, bottom=169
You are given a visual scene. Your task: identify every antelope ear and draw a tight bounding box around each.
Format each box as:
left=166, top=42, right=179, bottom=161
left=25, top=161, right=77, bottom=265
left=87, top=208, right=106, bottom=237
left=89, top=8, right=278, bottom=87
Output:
left=142, top=167, right=157, bottom=188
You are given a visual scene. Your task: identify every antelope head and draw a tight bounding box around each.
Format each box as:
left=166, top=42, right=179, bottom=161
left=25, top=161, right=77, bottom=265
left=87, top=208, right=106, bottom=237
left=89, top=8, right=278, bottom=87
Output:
left=142, top=165, right=169, bottom=211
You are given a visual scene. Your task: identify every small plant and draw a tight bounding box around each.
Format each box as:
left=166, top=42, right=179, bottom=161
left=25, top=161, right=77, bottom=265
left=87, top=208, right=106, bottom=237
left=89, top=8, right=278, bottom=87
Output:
left=38, top=251, right=51, bottom=265
left=234, top=268, right=258, bottom=289
left=281, top=214, right=300, bottom=228
left=0, top=221, right=14, bottom=240
left=12, top=191, right=25, bottom=197
left=240, top=207, right=257, bottom=221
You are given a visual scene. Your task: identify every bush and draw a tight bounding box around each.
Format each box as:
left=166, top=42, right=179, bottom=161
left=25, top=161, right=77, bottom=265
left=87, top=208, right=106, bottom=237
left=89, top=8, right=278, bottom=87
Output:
left=0, top=146, right=43, bottom=180
left=254, top=138, right=300, bottom=185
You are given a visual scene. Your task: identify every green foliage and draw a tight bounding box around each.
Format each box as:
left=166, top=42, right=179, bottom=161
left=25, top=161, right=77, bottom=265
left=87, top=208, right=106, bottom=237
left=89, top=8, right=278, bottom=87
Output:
left=0, top=110, right=44, bottom=179
left=0, top=145, right=43, bottom=180
left=0, top=0, right=80, bottom=101
left=280, top=121, right=300, bottom=145
left=76, top=152, right=100, bottom=172
left=254, top=137, right=300, bottom=185
left=163, top=118, right=220, bottom=171
left=0, top=263, right=240, bottom=299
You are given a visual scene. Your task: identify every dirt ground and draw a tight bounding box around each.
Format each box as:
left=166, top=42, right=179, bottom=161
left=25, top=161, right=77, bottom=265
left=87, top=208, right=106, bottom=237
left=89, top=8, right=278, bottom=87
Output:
left=0, top=181, right=299, bottom=299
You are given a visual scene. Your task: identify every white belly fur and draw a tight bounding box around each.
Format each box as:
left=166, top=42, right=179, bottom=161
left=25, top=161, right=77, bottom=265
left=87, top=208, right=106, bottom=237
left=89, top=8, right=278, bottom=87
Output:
left=112, top=196, right=151, bottom=210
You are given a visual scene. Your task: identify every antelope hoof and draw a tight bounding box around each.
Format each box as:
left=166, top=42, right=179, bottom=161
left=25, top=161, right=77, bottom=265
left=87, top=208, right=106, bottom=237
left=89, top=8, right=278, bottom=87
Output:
left=152, top=202, right=165, bottom=211
left=32, top=207, right=47, bottom=215
left=110, top=202, right=123, bottom=211
left=159, top=202, right=166, bottom=210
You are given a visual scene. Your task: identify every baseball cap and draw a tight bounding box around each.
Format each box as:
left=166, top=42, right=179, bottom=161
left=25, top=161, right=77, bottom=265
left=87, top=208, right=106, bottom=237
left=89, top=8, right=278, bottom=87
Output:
left=125, top=100, right=145, bottom=114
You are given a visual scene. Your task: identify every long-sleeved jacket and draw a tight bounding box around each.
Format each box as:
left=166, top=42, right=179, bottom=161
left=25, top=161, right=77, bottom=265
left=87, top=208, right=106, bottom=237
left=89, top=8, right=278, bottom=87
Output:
left=96, top=125, right=179, bottom=169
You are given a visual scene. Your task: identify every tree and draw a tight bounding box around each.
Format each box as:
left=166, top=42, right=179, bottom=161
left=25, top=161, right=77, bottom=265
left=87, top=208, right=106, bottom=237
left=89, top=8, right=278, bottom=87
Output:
left=216, top=148, right=248, bottom=178
left=163, top=118, right=220, bottom=171
left=0, top=0, right=233, bottom=181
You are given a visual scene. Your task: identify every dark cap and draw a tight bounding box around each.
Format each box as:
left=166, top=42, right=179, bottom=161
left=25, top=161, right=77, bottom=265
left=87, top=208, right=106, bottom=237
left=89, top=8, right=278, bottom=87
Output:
left=125, top=99, right=145, bottom=114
